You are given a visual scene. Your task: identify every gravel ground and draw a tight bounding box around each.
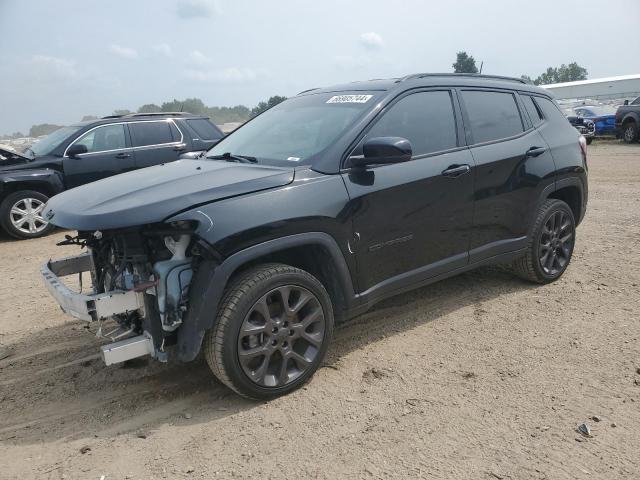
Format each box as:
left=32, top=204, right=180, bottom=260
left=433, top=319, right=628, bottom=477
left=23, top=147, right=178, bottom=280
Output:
left=0, top=142, right=639, bottom=479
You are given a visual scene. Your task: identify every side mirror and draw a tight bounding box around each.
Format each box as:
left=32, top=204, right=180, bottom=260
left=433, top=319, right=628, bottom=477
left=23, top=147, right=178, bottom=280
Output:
left=624, top=100, right=629, bottom=106
left=350, top=137, right=412, bottom=167
left=67, top=144, right=88, bottom=158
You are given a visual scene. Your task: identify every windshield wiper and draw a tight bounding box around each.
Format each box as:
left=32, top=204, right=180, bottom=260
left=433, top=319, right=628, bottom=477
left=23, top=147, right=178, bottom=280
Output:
left=206, top=152, right=257, bottom=163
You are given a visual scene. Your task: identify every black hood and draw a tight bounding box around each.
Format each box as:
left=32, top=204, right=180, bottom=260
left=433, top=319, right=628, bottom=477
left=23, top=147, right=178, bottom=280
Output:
left=0, top=145, right=32, bottom=166
left=44, top=159, right=294, bottom=230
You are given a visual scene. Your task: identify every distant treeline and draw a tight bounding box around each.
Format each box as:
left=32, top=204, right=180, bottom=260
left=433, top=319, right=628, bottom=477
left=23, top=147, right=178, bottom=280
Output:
left=1, top=95, right=287, bottom=140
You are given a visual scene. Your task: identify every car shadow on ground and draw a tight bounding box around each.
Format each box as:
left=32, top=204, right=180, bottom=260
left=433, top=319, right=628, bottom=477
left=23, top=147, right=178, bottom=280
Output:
left=0, top=264, right=538, bottom=445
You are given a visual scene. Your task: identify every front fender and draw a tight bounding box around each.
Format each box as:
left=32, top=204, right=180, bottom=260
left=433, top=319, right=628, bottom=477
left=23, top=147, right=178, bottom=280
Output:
left=0, top=168, right=64, bottom=197
left=176, top=232, right=355, bottom=362
left=621, top=111, right=640, bottom=125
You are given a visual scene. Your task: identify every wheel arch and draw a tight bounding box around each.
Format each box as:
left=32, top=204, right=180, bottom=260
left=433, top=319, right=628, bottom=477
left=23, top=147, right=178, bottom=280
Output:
left=543, top=178, right=585, bottom=226
left=622, top=112, right=639, bottom=125
left=0, top=170, right=64, bottom=202
left=0, top=181, right=57, bottom=198
left=176, top=232, right=356, bottom=362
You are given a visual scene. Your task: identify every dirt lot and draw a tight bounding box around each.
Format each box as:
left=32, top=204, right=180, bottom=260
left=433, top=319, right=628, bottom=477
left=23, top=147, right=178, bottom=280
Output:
left=0, top=142, right=639, bottom=479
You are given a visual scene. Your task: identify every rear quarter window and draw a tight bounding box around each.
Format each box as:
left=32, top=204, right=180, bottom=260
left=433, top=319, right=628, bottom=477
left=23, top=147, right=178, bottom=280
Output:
left=535, top=97, right=571, bottom=123
left=521, top=95, right=544, bottom=126
left=461, top=90, right=524, bottom=144
left=186, top=118, right=223, bottom=140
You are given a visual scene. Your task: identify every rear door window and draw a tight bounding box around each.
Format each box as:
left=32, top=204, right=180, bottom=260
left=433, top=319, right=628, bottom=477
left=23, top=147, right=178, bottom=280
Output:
left=461, top=90, right=524, bottom=144
left=129, top=121, right=175, bottom=147
left=365, top=90, right=458, bottom=156
left=521, top=95, right=544, bottom=126
left=186, top=118, right=223, bottom=140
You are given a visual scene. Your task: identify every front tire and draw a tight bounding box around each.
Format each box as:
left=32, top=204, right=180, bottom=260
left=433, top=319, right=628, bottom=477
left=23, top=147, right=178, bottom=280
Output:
left=204, top=263, right=334, bottom=399
left=586, top=137, right=593, bottom=145
left=622, top=121, right=638, bottom=144
left=512, top=199, right=576, bottom=284
left=0, top=190, right=54, bottom=239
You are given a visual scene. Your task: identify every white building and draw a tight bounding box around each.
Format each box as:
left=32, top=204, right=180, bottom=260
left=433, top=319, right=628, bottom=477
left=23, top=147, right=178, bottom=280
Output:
left=541, top=74, right=640, bottom=102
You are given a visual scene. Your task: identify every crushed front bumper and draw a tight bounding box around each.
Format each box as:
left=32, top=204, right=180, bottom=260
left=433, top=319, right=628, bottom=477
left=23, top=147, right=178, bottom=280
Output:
left=41, top=252, right=144, bottom=322
left=41, top=252, right=159, bottom=365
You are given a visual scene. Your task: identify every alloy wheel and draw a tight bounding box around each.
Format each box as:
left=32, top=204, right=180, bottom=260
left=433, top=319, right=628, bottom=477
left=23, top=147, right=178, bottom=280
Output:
left=237, top=285, right=325, bottom=388
left=538, top=210, right=574, bottom=276
left=624, top=125, right=636, bottom=142
left=9, top=197, right=48, bottom=235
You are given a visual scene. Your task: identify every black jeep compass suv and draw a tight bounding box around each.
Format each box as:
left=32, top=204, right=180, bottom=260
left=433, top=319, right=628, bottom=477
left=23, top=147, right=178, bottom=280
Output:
left=41, top=73, right=588, bottom=399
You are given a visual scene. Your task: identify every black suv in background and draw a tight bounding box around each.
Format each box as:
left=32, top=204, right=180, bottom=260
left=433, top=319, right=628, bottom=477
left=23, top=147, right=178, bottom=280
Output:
left=0, top=113, right=223, bottom=238
left=42, top=74, right=588, bottom=399
left=615, top=96, right=640, bottom=143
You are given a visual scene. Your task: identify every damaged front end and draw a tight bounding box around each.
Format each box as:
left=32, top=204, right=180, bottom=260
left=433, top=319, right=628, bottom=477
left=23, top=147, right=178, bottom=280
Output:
left=41, top=221, right=213, bottom=365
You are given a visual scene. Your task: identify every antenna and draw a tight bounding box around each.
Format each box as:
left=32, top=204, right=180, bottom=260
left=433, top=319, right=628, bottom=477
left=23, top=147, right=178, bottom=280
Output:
left=479, top=61, right=484, bottom=74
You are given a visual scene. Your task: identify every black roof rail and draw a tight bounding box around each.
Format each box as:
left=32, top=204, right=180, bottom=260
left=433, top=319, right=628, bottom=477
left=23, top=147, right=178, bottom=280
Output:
left=297, top=88, right=320, bottom=95
left=100, top=112, right=195, bottom=119
left=401, top=73, right=528, bottom=84
left=125, top=112, right=193, bottom=117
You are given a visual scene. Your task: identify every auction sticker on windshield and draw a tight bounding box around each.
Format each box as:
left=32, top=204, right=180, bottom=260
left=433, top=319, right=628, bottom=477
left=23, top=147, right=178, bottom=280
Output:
left=326, top=95, right=373, bottom=104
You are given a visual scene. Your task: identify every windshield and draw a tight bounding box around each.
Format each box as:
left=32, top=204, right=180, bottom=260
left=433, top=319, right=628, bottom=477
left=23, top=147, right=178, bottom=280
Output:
left=28, top=125, right=83, bottom=156
left=206, top=92, right=378, bottom=166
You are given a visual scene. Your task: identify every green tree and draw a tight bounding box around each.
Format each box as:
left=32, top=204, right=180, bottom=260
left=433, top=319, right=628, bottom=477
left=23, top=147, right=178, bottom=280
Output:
left=520, top=75, right=533, bottom=84
left=81, top=115, right=99, bottom=121
left=112, top=109, right=132, bottom=116
left=557, top=62, right=588, bottom=82
left=0, top=132, right=25, bottom=140
left=452, top=51, right=478, bottom=74
left=137, top=104, right=162, bottom=114
left=534, top=62, right=588, bottom=85
left=29, top=124, right=63, bottom=137
left=250, top=95, right=287, bottom=117
left=160, top=98, right=207, bottom=115
left=206, top=105, right=251, bottom=124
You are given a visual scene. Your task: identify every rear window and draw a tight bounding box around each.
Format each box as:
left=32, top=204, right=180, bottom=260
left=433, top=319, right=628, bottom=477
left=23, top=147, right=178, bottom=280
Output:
left=130, top=121, right=175, bottom=147
left=521, top=95, right=543, bottom=126
left=186, top=118, right=222, bottom=140
left=462, top=90, right=524, bottom=144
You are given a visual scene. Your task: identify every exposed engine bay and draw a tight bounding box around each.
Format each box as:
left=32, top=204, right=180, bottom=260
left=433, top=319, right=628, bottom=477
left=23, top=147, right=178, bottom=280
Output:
left=47, top=221, right=209, bottom=364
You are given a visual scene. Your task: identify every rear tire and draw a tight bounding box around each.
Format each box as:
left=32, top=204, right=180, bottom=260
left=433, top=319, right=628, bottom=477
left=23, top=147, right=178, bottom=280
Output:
left=622, top=121, right=638, bottom=144
left=512, top=199, right=576, bottom=284
left=0, top=190, right=54, bottom=240
left=203, top=263, right=334, bottom=400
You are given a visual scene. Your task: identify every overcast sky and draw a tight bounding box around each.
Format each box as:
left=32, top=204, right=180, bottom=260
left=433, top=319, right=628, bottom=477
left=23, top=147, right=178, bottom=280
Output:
left=1, top=0, right=639, bottom=134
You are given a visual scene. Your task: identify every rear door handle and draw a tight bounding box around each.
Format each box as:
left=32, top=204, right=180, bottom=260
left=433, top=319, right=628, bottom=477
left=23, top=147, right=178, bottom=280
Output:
left=115, top=152, right=131, bottom=159
left=441, top=164, right=471, bottom=177
left=526, top=146, right=547, bottom=157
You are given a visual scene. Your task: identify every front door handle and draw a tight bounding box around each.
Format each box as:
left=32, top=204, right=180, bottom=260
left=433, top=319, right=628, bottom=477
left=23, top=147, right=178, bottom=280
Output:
left=115, top=152, right=131, bottom=159
left=441, top=164, right=471, bottom=177
left=173, top=144, right=187, bottom=152
left=526, top=146, right=547, bottom=157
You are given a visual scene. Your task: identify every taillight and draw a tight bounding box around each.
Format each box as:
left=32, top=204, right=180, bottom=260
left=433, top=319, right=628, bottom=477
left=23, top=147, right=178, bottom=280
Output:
left=578, top=135, right=588, bottom=169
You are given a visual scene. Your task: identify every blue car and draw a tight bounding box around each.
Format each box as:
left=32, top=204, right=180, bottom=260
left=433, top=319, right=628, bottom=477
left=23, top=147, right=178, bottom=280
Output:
left=574, top=105, right=617, bottom=136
